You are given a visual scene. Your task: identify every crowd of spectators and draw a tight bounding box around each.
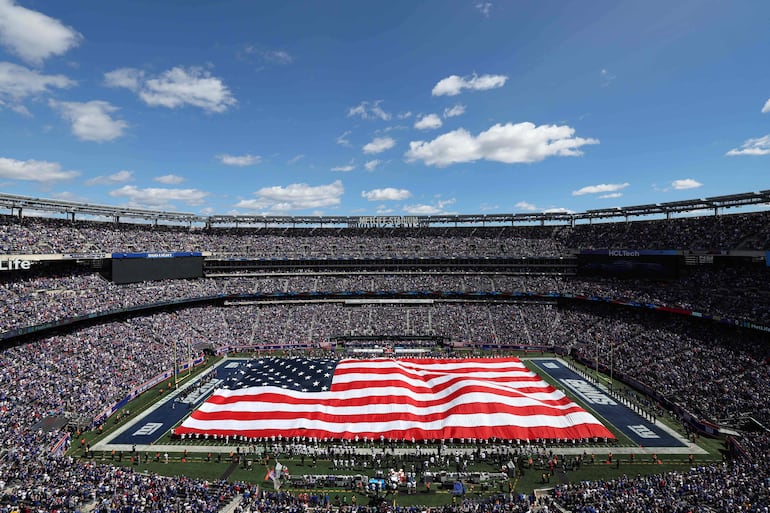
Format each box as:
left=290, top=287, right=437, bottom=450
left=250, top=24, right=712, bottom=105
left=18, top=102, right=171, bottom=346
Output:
left=0, top=457, right=240, bottom=513
left=1, top=208, right=769, bottom=512
left=562, top=209, right=770, bottom=251
left=0, top=215, right=565, bottom=257
left=0, top=311, right=249, bottom=512
left=2, top=267, right=769, bottom=426
left=551, top=432, right=770, bottom=512
left=2, top=301, right=767, bottom=440
left=4, top=264, right=770, bottom=337
left=2, top=208, right=770, bottom=258
left=0, top=299, right=767, bottom=511
left=558, top=303, right=770, bottom=427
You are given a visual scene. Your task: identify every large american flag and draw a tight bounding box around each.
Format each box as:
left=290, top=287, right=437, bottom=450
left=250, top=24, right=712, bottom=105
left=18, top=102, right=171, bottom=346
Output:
left=174, top=357, right=614, bottom=441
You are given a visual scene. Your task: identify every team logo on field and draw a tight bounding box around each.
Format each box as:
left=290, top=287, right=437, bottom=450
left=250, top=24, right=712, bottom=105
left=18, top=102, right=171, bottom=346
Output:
left=627, top=424, right=660, bottom=439
left=133, top=422, right=163, bottom=436
left=560, top=378, right=618, bottom=405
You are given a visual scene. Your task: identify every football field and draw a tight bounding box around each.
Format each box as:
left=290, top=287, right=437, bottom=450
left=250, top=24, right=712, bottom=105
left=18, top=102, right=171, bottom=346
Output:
left=93, top=355, right=701, bottom=456
left=82, top=354, right=718, bottom=502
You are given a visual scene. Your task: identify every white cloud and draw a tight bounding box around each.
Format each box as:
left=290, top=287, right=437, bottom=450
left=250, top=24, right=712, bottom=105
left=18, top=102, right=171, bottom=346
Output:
left=725, top=135, right=770, bottom=156
left=363, top=136, right=395, bottom=154
left=331, top=159, right=355, bottom=172
left=85, top=170, right=133, bottom=186
left=154, top=174, right=184, bottom=185
left=0, top=157, right=79, bottom=181
left=369, top=102, right=390, bottom=121
left=109, top=185, right=208, bottom=208
left=259, top=49, right=293, bottom=65
left=243, top=45, right=294, bottom=65
left=443, top=104, right=465, bottom=118
left=403, top=198, right=456, bottom=215
left=514, top=200, right=571, bottom=213
left=105, top=66, right=236, bottom=113
left=288, top=154, right=304, bottom=165
left=762, top=99, right=770, bottom=114
left=336, top=130, right=352, bottom=146
left=515, top=201, right=537, bottom=211
left=347, top=100, right=391, bottom=120
left=364, top=160, right=381, bottom=171
left=104, top=68, right=143, bottom=91
left=476, top=2, right=493, bottom=17
left=5, top=102, right=30, bottom=116
left=51, top=191, right=87, bottom=202
left=572, top=182, right=629, bottom=196
left=235, top=180, right=344, bottom=212
left=0, top=0, right=82, bottom=65
left=362, top=187, right=412, bottom=201
left=217, top=153, right=261, bottom=166
left=414, top=113, right=442, bottom=130
left=397, top=111, right=412, bottom=119
left=406, top=122, right=598, bottom=167
left=671, top=178, right=702, bottom=190
left=599, top=192, right=622, bottom=199
left=49, top=100, right=128, bottom=142
left=347, top=103, right=366, bottom=118
left=432, top=73, right=508, bottom=96
left=0, top=61, right=74, bottom=108
left=379, top=125, right=409, bottom=134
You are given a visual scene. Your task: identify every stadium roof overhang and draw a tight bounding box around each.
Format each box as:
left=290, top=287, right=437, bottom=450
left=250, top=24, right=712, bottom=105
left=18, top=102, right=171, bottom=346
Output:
left=0, top=193, right=204, bottom=224
left=0, top=190, right=769, bottom=227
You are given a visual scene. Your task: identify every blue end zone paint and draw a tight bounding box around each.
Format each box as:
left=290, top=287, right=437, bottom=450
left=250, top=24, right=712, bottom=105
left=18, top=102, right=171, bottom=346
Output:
left=532, top=359, right=686, bottom=448
left=112, top=360, right=248, bottom=445
left=111, top=404, right=187, bottom=445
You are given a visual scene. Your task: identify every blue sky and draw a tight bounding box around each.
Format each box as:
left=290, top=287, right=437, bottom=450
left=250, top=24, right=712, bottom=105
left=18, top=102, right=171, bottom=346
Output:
left=0, top=0, right=769, bottom=217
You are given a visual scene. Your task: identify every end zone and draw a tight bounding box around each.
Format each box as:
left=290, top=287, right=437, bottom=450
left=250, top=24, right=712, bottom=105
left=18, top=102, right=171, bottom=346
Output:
left=531, top=358, right=696, bottom=451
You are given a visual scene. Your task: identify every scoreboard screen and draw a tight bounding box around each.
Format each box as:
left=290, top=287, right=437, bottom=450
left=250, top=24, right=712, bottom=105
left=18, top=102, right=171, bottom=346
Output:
left=110, top=252, right=203, bottom=284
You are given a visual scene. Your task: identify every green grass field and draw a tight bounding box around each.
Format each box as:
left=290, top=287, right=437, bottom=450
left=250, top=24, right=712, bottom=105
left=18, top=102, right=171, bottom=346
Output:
left=71, top=352, right=727, bottom=508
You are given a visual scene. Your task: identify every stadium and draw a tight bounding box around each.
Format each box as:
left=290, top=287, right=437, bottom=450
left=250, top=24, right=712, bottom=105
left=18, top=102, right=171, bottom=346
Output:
left=1, top=191, right=768, bottom=512
left=3, top=1, right=770, bottom=511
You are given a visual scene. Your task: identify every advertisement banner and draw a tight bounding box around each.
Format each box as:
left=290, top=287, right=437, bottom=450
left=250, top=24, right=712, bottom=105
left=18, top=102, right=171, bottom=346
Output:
left=111, top=252, right=202, bottom=259
left=580, top=249, right=680, bottom=256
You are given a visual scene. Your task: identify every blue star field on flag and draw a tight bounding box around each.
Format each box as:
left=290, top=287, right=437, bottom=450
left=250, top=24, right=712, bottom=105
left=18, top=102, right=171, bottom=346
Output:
left=223, top=357, right=339, bottom=393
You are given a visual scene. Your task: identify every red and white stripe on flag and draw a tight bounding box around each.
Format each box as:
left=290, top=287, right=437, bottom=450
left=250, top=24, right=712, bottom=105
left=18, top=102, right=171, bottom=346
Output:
left=174, top=357, right=614, bottom=441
